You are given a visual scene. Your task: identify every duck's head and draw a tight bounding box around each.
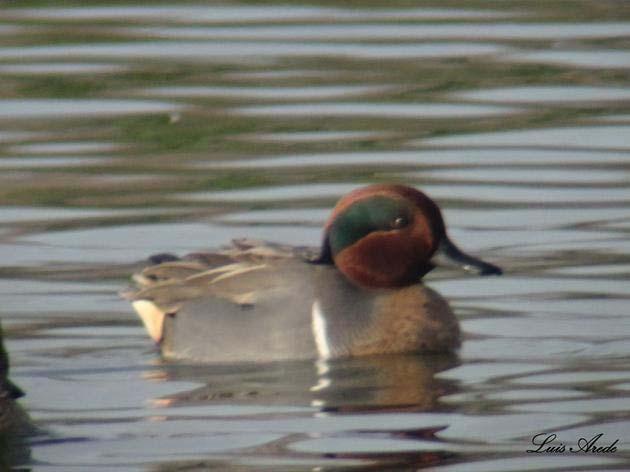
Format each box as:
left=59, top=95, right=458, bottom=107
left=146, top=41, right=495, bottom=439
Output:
left=315, top=184, right=502, bottom=288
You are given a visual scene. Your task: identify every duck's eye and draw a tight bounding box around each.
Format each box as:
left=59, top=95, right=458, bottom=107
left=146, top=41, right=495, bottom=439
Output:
left=391, top=216, right=408, bottom=229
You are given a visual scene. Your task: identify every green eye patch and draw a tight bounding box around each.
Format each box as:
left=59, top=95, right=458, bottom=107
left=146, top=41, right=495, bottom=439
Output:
left=328, top=196, right=411, bottom=256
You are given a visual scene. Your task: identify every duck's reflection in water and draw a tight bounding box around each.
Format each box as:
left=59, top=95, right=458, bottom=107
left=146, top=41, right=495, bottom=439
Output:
left=156, top=351, right=459, bottom=411
left=146, top=343, right=460, bottom=470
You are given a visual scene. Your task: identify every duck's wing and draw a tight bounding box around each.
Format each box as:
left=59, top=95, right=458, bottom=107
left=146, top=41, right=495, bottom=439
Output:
left=121, top=240, right=315, bottom=342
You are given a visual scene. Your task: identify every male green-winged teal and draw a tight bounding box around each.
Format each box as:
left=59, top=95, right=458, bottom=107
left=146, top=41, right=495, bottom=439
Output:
left=123, top=184, right=501, bottom=363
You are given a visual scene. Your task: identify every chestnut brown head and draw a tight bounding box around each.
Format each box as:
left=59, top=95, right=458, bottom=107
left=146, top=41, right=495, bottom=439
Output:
left=316, top=184, right=501, bottom=288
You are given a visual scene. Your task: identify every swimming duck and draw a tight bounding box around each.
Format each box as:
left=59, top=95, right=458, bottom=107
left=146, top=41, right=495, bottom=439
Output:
left=0, top=323, right=23, bottom=402
left=1, top=321, right=30, bottom=445
left=123, top=184, right=501, bottom=363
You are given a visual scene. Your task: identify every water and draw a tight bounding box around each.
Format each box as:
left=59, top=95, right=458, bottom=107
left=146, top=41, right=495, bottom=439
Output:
left=1, top=1, right=629, bottom=470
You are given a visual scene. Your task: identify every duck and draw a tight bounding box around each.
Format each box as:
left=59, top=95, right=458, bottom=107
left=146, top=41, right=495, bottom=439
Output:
left=123, top=184, right=501, bottom=363
left=1, top=321, right=30, bottom=442
left=0, top=322, right=23, bottom=402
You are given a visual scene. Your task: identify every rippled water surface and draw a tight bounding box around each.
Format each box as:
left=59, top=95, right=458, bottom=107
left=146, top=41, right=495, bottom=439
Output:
left=1, top=1, right=630, bottom=470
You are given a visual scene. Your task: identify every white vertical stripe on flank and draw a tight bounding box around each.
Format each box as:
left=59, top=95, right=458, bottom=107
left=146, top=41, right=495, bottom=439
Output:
left=311, top=300, right=331, bottom=359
